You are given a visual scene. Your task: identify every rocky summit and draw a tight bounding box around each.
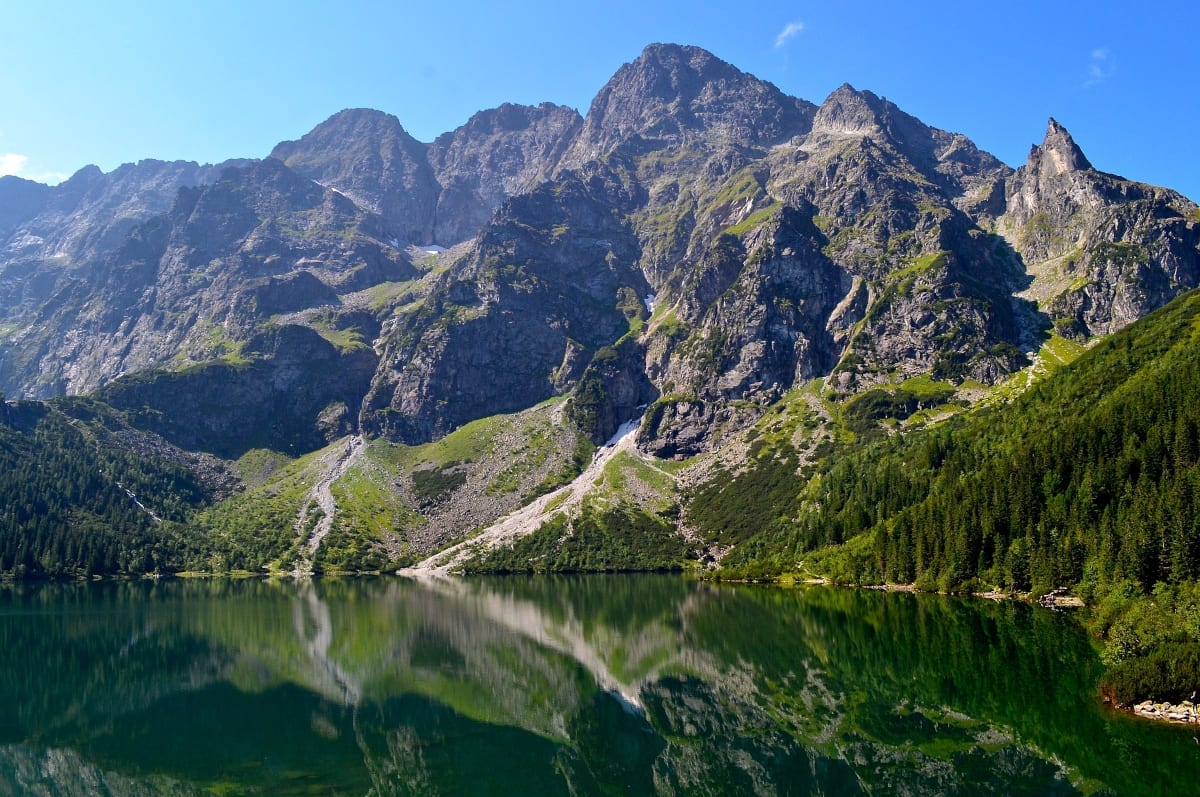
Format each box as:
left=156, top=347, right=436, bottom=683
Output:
left=0, top=42, right=1197, bottom=567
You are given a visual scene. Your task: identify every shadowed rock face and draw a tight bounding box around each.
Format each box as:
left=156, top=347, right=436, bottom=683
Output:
left=97, top=323, right=379, bottom=458
left=0, top=44, right=1196, bottom=458
left=360, top=171, right=649, bottom=444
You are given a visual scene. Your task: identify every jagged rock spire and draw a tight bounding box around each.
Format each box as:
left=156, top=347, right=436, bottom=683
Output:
left=1029, top=117, right=1093, bottom=179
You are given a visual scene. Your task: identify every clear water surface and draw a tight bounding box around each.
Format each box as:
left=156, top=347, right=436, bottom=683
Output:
left=0, top=575, right=1194, bottom=795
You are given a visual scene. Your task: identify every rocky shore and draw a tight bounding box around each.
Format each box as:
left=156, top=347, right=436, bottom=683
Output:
left=1132, top=700, right=1200, bottom=724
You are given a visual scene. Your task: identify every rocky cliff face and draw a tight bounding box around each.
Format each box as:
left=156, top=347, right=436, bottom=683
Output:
left=560, top=43, right=816, bottom=169
left=1, top=157, right=410, bottom=399
left=1, top=159, right=251, bottom=267
left=999, top=119, right=1200, bottom=338
left=596, top=66, right=1026, bottom=450
left=0, top=176, right=52, bottom=240
left=270, top=109, right=439, bottom=244
left=0, top=158, right=251, bottom=396
left=98, top=324, right=378, bottom=458
left=0, top=43, right=1196, bottom=462
left=428, top=103, right=583, bottom=244
left=360, top=169, right=649, bottom=443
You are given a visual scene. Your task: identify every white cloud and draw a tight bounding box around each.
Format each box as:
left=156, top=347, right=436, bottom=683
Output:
left=0, top=153, right=29, bottom=177
left=775, top=21, right=805, bottom=48
left=0, top=154, right=66, bottom=184
left=1086, top=47, right=1114, bottom=86
left=29, top=170, right=69, bottom=185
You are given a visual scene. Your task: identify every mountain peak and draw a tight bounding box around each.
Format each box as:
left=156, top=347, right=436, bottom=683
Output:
left=63, top=164, right=105, bottom=185
left=1028, top=117, right=1092, bottom=178
left=443, top=102, right=581, bottom=140
left=269, top=107, right=436, bottom=242
left=616, top=43, right=747, bottom=106
left=271, top=109, right=415, bottom=161
left=638, top=42, right=715, bottom=61
left=812, top=83, right=887, bottom=135
left=561, top=42, right=814, bottom=165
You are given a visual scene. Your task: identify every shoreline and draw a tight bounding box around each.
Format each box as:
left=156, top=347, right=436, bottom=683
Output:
left=709, top=573, right=1198, bottom=728
left=1128, top=700, right=1200, bottom=724
left=719, top=572, right=1089, bottom=608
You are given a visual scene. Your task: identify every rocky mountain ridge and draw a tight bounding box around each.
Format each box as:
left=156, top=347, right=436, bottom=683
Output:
left=270, top=102, right=584, bottom=247
left=0, top=42, right=1196, bottom=472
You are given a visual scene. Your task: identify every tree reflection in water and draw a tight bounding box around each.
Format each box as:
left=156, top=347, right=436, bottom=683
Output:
left=0, top=576, right=1193, bottom=795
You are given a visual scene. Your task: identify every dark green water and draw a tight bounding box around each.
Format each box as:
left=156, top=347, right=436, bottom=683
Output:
left=0, top=576, right=1194, bottom=795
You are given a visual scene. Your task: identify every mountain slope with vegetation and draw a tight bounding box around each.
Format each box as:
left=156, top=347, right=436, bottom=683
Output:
left=0, top=397, right=224, bottom=577
left=689, top=287, right=1200, bottom=702
left=708, top=288, right=1200, bottom=591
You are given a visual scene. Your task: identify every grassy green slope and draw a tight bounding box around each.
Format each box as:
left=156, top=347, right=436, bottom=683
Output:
left=464, top=449, right=692, bottom=575
left=188, top=399, right=594, bottom=574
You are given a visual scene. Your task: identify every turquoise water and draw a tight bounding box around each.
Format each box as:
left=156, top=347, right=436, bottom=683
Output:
left=0, top=575, right=1194, bottom=795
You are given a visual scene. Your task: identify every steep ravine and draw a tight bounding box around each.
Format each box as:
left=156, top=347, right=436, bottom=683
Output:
left=294, top=434, right=366, bottom=572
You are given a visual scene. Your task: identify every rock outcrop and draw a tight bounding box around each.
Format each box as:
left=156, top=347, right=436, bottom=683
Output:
left=428, top=103, right=582, bottom=244
left=98, top=324, right=378, bottom=458
left=559, top=43, right=816, bottom=169
left=1000, top=119, right=1200, bottom=339
left=270, top=108, right=439, bottom=244
left=1, top=157, right=409, bottom=400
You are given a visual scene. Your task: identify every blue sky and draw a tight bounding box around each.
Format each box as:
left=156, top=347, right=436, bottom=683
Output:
left=2, top=1, right=1196, bottom=200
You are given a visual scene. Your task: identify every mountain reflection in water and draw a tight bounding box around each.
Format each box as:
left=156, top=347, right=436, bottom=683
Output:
left=0, top=575, right=1193, bottom=795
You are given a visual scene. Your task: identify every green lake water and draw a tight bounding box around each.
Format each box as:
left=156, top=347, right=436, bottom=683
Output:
left=0, top=575, right=1195, bottom=795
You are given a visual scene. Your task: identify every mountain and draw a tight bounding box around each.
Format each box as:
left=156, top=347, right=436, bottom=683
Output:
left=705, top=286, right=1200, bottom=589
left=0, top=158, right=251, bottom=396
left=1000, top=118, right=1200, bottom=338
left=271, top=103, right=582, bottom=246
left=0, top=395, right=227, bottom=577
left=428, top=102, right=583, bottom=243
left=0, top=176, right=52, bottom=239
left=359, top=169, right=650, bottom=443
left=0, top=157, right=409, bottom=458
left=559, top=43, right=816, bottom=167
left=0, top=42, right=1197, bottom=578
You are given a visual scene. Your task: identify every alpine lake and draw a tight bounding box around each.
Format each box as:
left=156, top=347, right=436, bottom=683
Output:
left=1, top=574, right=1195, bottom=795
